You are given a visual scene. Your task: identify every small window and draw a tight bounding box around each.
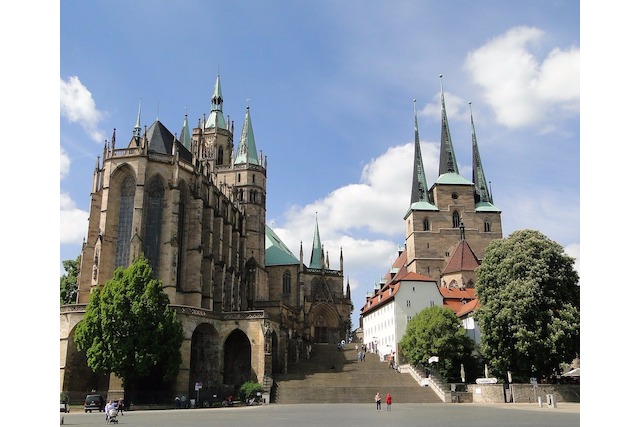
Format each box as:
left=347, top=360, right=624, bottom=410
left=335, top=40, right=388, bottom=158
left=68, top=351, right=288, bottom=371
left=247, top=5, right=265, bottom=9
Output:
left=484, top=220, right=491, bottom=232
left=452, top=211, right=460, bottom=228
left=423, top=218, right=429, bottom=231
left=406, top=300, right=411, bottom=307
left=430, top=300, right=435, bottom=307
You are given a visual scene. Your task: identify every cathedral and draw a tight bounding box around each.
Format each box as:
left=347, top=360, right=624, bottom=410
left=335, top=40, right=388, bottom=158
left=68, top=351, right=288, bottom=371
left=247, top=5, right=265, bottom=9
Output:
left=59, top=74, right=353, bottom=403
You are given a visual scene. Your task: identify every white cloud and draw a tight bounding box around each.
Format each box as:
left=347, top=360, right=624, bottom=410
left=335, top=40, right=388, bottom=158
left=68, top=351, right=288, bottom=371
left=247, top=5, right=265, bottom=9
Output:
left=563, top=243, right=580, bottom=279
left=60, top=191, right=89, bottom=244
left=464, top=26, right=579, bottom=129
left=270, top=140, right=441, bottom=304
left=60, top=147, right=70, bottom=180
left=60, top=76, right=107, bottom=143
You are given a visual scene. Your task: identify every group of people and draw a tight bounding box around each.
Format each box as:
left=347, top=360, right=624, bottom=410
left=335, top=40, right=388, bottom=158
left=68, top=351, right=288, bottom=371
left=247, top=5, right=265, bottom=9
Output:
left=356, top=343, right=366, bottom=362
left=104, top=398, right=124, bottom=419
left=374, top=392, right=392, bottom=411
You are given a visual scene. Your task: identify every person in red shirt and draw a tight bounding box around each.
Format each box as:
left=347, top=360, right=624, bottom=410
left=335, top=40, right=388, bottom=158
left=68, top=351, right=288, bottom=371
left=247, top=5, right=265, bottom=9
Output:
left=386, top=393, right=392, bottom=411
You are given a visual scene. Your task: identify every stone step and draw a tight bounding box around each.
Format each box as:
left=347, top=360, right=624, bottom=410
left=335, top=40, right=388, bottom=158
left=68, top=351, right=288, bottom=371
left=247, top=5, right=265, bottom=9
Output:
left=273, top=344, right=441, bottom=404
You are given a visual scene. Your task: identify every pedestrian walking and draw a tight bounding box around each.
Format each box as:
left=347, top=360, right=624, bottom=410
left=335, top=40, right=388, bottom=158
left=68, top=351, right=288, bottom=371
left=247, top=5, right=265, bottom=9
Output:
left=386, top=393, right=392, bottom=411
left=375, top=392, right=382, bottom=411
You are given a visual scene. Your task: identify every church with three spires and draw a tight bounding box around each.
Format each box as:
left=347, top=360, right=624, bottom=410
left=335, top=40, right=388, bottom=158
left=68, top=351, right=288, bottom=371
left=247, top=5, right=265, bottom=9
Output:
left=59, top=74, right=353, bottom=403
left=360, top=76, right=503, bottom=358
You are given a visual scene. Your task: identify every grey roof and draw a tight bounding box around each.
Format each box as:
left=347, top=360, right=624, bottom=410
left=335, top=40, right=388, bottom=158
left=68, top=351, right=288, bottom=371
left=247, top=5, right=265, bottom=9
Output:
left=145, top=120, right=192, bottom=162
left=435, top=172, right=474, bottom=185
left=265, top=225, right=299, bottom=266
left=474, top=201, right=501, bottom=212
left=404, top=200, right=439, bottom=219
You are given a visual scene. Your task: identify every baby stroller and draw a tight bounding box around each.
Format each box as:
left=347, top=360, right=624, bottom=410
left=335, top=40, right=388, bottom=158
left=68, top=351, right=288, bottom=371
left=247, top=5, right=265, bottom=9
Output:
left=106, top=407, right=118, bottom=424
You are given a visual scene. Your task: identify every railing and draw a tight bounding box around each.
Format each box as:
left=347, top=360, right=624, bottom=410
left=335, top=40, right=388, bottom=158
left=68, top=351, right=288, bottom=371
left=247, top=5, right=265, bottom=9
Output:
left=400, top=363, right=445, bottom=402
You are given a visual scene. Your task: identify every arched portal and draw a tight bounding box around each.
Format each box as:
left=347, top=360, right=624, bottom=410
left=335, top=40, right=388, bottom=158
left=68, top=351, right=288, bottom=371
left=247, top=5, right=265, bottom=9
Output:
left=61, top=324, right=109, bottom=402
left=223, top=329, right=252, bottom=386
left=189, top=323, right=220, bottom=400
left=309, top=303, right=341, bottom=344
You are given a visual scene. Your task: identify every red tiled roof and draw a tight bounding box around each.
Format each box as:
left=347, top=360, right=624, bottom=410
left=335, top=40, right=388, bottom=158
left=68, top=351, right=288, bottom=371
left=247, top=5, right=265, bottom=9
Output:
left=360, top=271, right=436, bottom=315
left=442, top=239, right=480, bottom=274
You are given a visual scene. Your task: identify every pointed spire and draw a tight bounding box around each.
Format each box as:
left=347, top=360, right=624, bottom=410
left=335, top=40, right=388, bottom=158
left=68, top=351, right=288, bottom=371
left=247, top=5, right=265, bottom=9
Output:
left=410, top=99, right=431, bottom=204
left=133, top=99, right=141, bottom=138
left=234, top=106, right=260, bottom=165
left=179, top=108, right=191, bottom=150
left=470, top=102, right=492, bottom=204
left=346, top=277, right=351, bottom=300
left=205, top=73, right=227, bottom=129
left=438, top=75, right=459, bottom=176
left=309, top=214, right=323, bottom=269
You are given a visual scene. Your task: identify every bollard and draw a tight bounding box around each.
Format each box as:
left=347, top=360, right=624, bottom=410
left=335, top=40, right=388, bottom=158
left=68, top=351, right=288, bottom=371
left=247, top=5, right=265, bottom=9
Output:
left=546, top=394, right=557, bottom=408
left=538, top=396, right=543, bottom=407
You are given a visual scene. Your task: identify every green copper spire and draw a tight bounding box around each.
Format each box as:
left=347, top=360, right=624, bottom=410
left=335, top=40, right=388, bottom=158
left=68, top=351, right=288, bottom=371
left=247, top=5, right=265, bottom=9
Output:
left=438, top=75, right=459, bottom=176
left=470, top=102, right=492, bottom=204
left=205, top=73, right=226, bottom=129
left=410, top=99, right=431, bottom=204
left=179, top=109, right=191, bottom=150
left=309, top=215, right=324, bottom=269
left=234, top=106, right=259, bottom=165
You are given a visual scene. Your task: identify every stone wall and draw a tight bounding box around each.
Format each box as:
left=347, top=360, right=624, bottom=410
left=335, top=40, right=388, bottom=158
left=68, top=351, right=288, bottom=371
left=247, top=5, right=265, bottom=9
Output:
left=468, top=383, right=580, bottom=403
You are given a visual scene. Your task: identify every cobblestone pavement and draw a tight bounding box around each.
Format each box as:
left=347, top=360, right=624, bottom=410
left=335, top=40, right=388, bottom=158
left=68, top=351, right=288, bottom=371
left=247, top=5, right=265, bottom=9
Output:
left=57, top=402, right=580, bottom=426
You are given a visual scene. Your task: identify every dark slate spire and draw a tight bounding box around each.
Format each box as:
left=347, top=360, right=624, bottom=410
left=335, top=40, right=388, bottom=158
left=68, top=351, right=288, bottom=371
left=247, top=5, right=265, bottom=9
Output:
left=410, top=99, right=431, bottom=204
left=179, top=108, right=191, bottom=150
left=438, top=75, right=459, bottom=176
left=470, top=102, right=492, bottom=204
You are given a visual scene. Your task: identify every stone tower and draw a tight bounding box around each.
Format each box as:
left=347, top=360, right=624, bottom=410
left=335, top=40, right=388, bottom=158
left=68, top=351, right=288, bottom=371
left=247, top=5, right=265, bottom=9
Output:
left=404, top=76, right=503, bottom=283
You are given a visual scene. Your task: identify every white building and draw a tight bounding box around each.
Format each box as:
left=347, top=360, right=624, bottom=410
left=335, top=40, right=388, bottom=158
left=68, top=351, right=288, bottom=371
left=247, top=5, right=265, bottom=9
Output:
left=361, top=252, right=442, bottom=361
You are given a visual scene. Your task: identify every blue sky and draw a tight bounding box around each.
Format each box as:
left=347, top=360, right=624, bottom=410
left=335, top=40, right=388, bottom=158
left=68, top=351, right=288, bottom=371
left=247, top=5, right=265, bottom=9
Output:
left=58, top=1, right=581, bottom=329
left=8, top=2, right=640, bottom=422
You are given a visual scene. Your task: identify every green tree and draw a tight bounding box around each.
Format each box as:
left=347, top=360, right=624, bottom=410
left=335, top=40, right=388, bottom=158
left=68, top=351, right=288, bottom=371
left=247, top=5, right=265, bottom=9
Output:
left=399, top=305, right=477, bottom=382
left=60, top=256, right=80, bottom=305
left=475, top=229, right=579, bottom=382
left=74, top=256, right=183, bottom=403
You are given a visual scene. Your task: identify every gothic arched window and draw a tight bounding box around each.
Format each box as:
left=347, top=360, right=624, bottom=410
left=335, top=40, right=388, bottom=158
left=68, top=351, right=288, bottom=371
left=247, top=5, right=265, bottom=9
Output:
left=484, top=220, right=491, bottom=232
left=282, top=270, right=291, bottom=295
left=452, top=211, right=460, bottom=228
left=216, top=146, right=224, bottom=165
left=423, top=218, right=430, bottom=231
left=115, top=175, right=135, bottom=268
left=143, top=176, right=164, bottom=277
left=176, top=184, right=188, bottom=291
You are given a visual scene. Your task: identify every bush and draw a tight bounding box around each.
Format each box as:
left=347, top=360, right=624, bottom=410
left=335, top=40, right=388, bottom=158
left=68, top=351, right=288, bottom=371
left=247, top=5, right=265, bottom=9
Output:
left=238, top=381, right=262, bottom=400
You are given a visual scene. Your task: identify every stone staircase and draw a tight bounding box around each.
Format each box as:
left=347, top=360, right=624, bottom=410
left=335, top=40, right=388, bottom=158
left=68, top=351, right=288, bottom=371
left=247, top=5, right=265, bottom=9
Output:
left=272, top=343, right=441, bottom=404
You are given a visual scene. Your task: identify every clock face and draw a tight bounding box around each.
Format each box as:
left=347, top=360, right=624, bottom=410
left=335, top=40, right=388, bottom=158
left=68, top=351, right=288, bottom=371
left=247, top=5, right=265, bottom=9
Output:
left=451, top=192, right=458, bottom=200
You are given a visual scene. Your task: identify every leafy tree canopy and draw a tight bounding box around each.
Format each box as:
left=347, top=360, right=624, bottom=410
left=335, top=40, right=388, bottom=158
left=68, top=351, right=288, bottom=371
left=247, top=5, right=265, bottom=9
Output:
left=475, top=229, right=580, bottom=382
left=74, top=256, right=183, bottom=394
left=399, top=305, right=476, bottom=381
left=60, top=256, right=80, bottom=305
